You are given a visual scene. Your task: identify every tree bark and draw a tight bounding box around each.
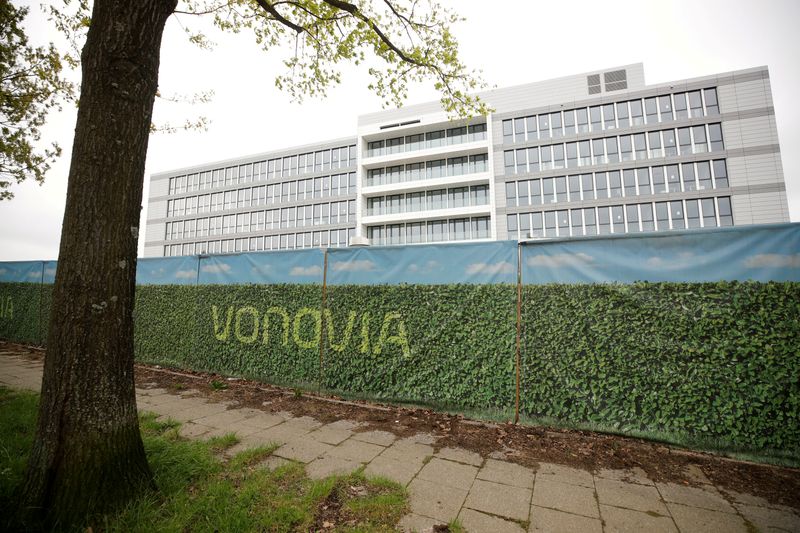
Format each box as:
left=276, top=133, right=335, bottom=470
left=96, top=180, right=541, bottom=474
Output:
left=18, top=0, right=177, bottom=527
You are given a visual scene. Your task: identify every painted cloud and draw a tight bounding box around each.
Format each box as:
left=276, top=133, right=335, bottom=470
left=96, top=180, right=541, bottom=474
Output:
left=332, top=260, right=376, bottom=272
left=526, top=252, right=594, bottom=268
left=465, top=261, right=515, bottom=275
left=174, top=270, right=196, bottom=279
left=201, top=263, right=232, bottom=274
left=290, top=265, right=323, bottom=277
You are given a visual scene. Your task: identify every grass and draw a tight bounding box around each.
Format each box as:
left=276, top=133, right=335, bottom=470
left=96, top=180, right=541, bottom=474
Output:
left=0, top=386, right=408, bottom=532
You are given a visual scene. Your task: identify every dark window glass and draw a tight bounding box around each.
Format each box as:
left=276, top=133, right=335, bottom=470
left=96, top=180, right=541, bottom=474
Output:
left=599, top=207, right=612, bottom=234
left=581, top=174, right=595, bottom=200
left=678, top=127, right=692, bottom=154
left=630, top=99, right=644, bottom=125
left=659, top=95, right=673, bottom=121
left=655, top=202, right=669, bottom=230
left=593, top=138, right=605, bottom=165
left=693, top=125, right=708, bottom=153
left=633, top=133, right=647, bottom=159
left=526, top=116, right=537, bottom=139
left=697, top=161, right=712, bottom=190
left=507, top=214, right=518, bottom=239
left=528, top=147, right=540, bottom=172
left=663, top=129, right=677, bottom=156
left=557, top=209, right=570, bottom=236
left=563, top=110, right=575, bottom=135
left=713, top=160, right=729, bottom=188
left=530, top=179, right=542, bottom=205
left=555, top=176, right=567, bottom=203
left=620, top=135, right=633, bottom=161
left=667, top=164, right=681, bottom=192
left=579, top=140, right=591, bottom=165
left=590, top=106, right=602, bottom=131
left=645, top=97, right=659, bottom=124
left=516, top=148, right=528, bottom=174
left=688, top=90, right=703, bottom=117
left=542, top=177, right=555, bottom=204
left=705, top=88, right=719, bottom=115
left=571, top=209, right=584, bottom=236
left=674, top=92, right=688, bottom=119
left=504, top=150, right=515, bottom=174
left=577, top=108, right=589, bottom=133
left=553, top=144, right=565, bottom=169
left=544, top=211, right=557, bottom=237
left=569, top=175, right=581, bottom=201
left=671, top=200, right=685, bottom=229
left=682, top=163, right=696, bottom=191
left=514, top=118, right=525, bottom=143
left=611, top=205, right=625, bottom=233
left=584, top=207, right=597, bottom=235
left=709, top=123, right=724, bottom=151
left=566, top=142, right=578, bottom=168
left=595, top=172, right=608, bottom=198
left=637, top=168, right=651, bottom=195
left=551, top=112, right=563, bottom=138
left=686, top=199, right=701, bottom=228
left=617, top=102, right=630, bottom=127
left=603, top=104, right=616, bottom=129
left=531, top=212, right=544, bottom=238
left=517, top=180, right=529, bottom=206
left=609, top=170, right=622, bottom=197
left=539, top=114, right=550, bottom=139
left=641, top=203, right=655, bottom=231
left=505, top=182, right=516, bottom=207
left=519, top=213, right=531, bottom=238
left=606, top=137, right=619, bottom=163
left=503, top=120, right=514, bottom=144
left=626, top=204, right=640, bottom=232
left=718, top=197, right=733, bottom=226
left=702, top=198, right=717, bottom=227
left=623, top=169, right=637, bottom=196
left=648, top=131, right=662, bottom=158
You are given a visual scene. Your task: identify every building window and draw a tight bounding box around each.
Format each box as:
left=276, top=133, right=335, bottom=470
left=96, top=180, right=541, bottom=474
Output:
left=670, top=200, right=685, bottom=229
left=686, top=199, right=701, bottom=228
left=626, top=204, right=640, bottom=232
left=718, top=197, right=733, bottom=226
left=704, top=88, right=719, bottom=115
left=702, top=198, right=717, bottom=227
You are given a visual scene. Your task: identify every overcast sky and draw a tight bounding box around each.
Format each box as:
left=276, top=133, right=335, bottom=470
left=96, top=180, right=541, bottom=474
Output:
left=2, top=0, right=798, bottom=261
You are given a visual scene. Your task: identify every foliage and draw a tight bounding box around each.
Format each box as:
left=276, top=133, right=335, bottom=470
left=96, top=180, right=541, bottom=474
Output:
left=0, top=386, right=38, bottom=520
left=521, top=282, right=800, bottom=452
left=4, top=280, right=800, bottom=453
left=0, top=1, right=74, bottom=199
left=0, top=282, right=45, bottom=345
left=49, top=0, right=489, bottom=119
left=0, top=392, right=408, bottom=531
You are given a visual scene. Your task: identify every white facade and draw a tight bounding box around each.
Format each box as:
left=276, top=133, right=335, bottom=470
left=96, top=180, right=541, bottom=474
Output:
left=144, top=64, right=789, bottom=256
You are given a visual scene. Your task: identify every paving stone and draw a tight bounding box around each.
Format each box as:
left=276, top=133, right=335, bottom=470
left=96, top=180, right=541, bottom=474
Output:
left=325, top=419, right=364, bottom=431
left=531, top=478, right=599, bottom=518
left=726, top=490, right=799, bottom=514
left=352, top=430, right=396, bottom=446
left=364, top=455, right=422, bottom=486
left=177, top=422, right=213, bottom=438
left=656, top=482, right=734, bottom=513
left=328, top=438, right=385, bottom=463
left=436, top=446, right=483, bottom=466
left=213, top=420, right=263, bottom=439
left=735, top=503, right=800, bottom=532
left=667, top=502, right=748, bottom=533
left=529, top=506, right=603, bottom=533
left=307, top=424, right=353, bottom=445
left=237, top=412, right=286, bottom=431
left=282, top=416, right=322, bottom=431
left=223, top=439, right=270, bottom=458
left=192, top=408, right=249, bottom=428
left=167, top=402, right=230, bottom=422
left=245, top=423, right=312, bottom=446
left=599, top=504, right=677, bottom=533
left=464, top=478, right=531, bottom=521
left=257, top=456, right=292, bottom=471
left=409, top=433, right=438, bottom=445
left=458, top=508, right=525, bottom=533
left=398, top=513, right=442, bottom=533
left=407, top=477, right=468, bottom=523
left=683, top=464, right=712, bottom=485
left=306, top=455, right=362, bottom=479
left=477, top=458, right=535, bottom=489
left=417, top=457, right=478, bottom=491
left=536, top=463, right=594, bottom=488
left=595, top=467, right=653, bottom=486
left=274, top=438, right=333, bottom=463
left=381, top=440, right=434, bottom=463
left=138, top=387, right=168, bottom=396
left=595, top=477, right=668, bottom=515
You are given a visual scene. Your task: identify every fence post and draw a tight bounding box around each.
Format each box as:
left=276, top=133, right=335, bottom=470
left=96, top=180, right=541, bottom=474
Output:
left=515, top=243, right=522, bottom=424
left=318, top=249, right=329, bottom=393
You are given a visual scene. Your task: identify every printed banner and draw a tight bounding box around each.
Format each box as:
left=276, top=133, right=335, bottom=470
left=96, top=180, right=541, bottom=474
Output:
left=197, top=249, right=325, bottom=285
left=0, top=261, right=44, bottom=283
left=326, top=241, right=518, bottom=285
left=521, top=223, right=800, bottom=284
left=136, top=256, right=200, bottom=286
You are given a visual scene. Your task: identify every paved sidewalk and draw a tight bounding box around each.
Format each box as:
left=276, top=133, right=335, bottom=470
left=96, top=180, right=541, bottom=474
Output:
left=2, top=352, right=799, bottom=533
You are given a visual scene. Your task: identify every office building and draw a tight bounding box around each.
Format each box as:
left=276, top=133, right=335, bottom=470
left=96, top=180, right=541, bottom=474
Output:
left=144, top=63, right=789, bottom=256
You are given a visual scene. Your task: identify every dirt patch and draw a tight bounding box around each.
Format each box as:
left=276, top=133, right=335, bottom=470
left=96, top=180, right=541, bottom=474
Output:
left=4, top=342, right=799, bottom=511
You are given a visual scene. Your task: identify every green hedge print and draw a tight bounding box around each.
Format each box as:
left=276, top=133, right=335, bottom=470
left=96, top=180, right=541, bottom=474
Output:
left=0, top=283, right=44, bottom=345
left=520, top=282, right=800, bottom=451
left=3, top=280, right=799, bottom=453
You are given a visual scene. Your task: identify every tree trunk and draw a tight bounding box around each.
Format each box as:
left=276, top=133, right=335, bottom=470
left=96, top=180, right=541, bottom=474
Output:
left=18, top=0, right=177, bottom=527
